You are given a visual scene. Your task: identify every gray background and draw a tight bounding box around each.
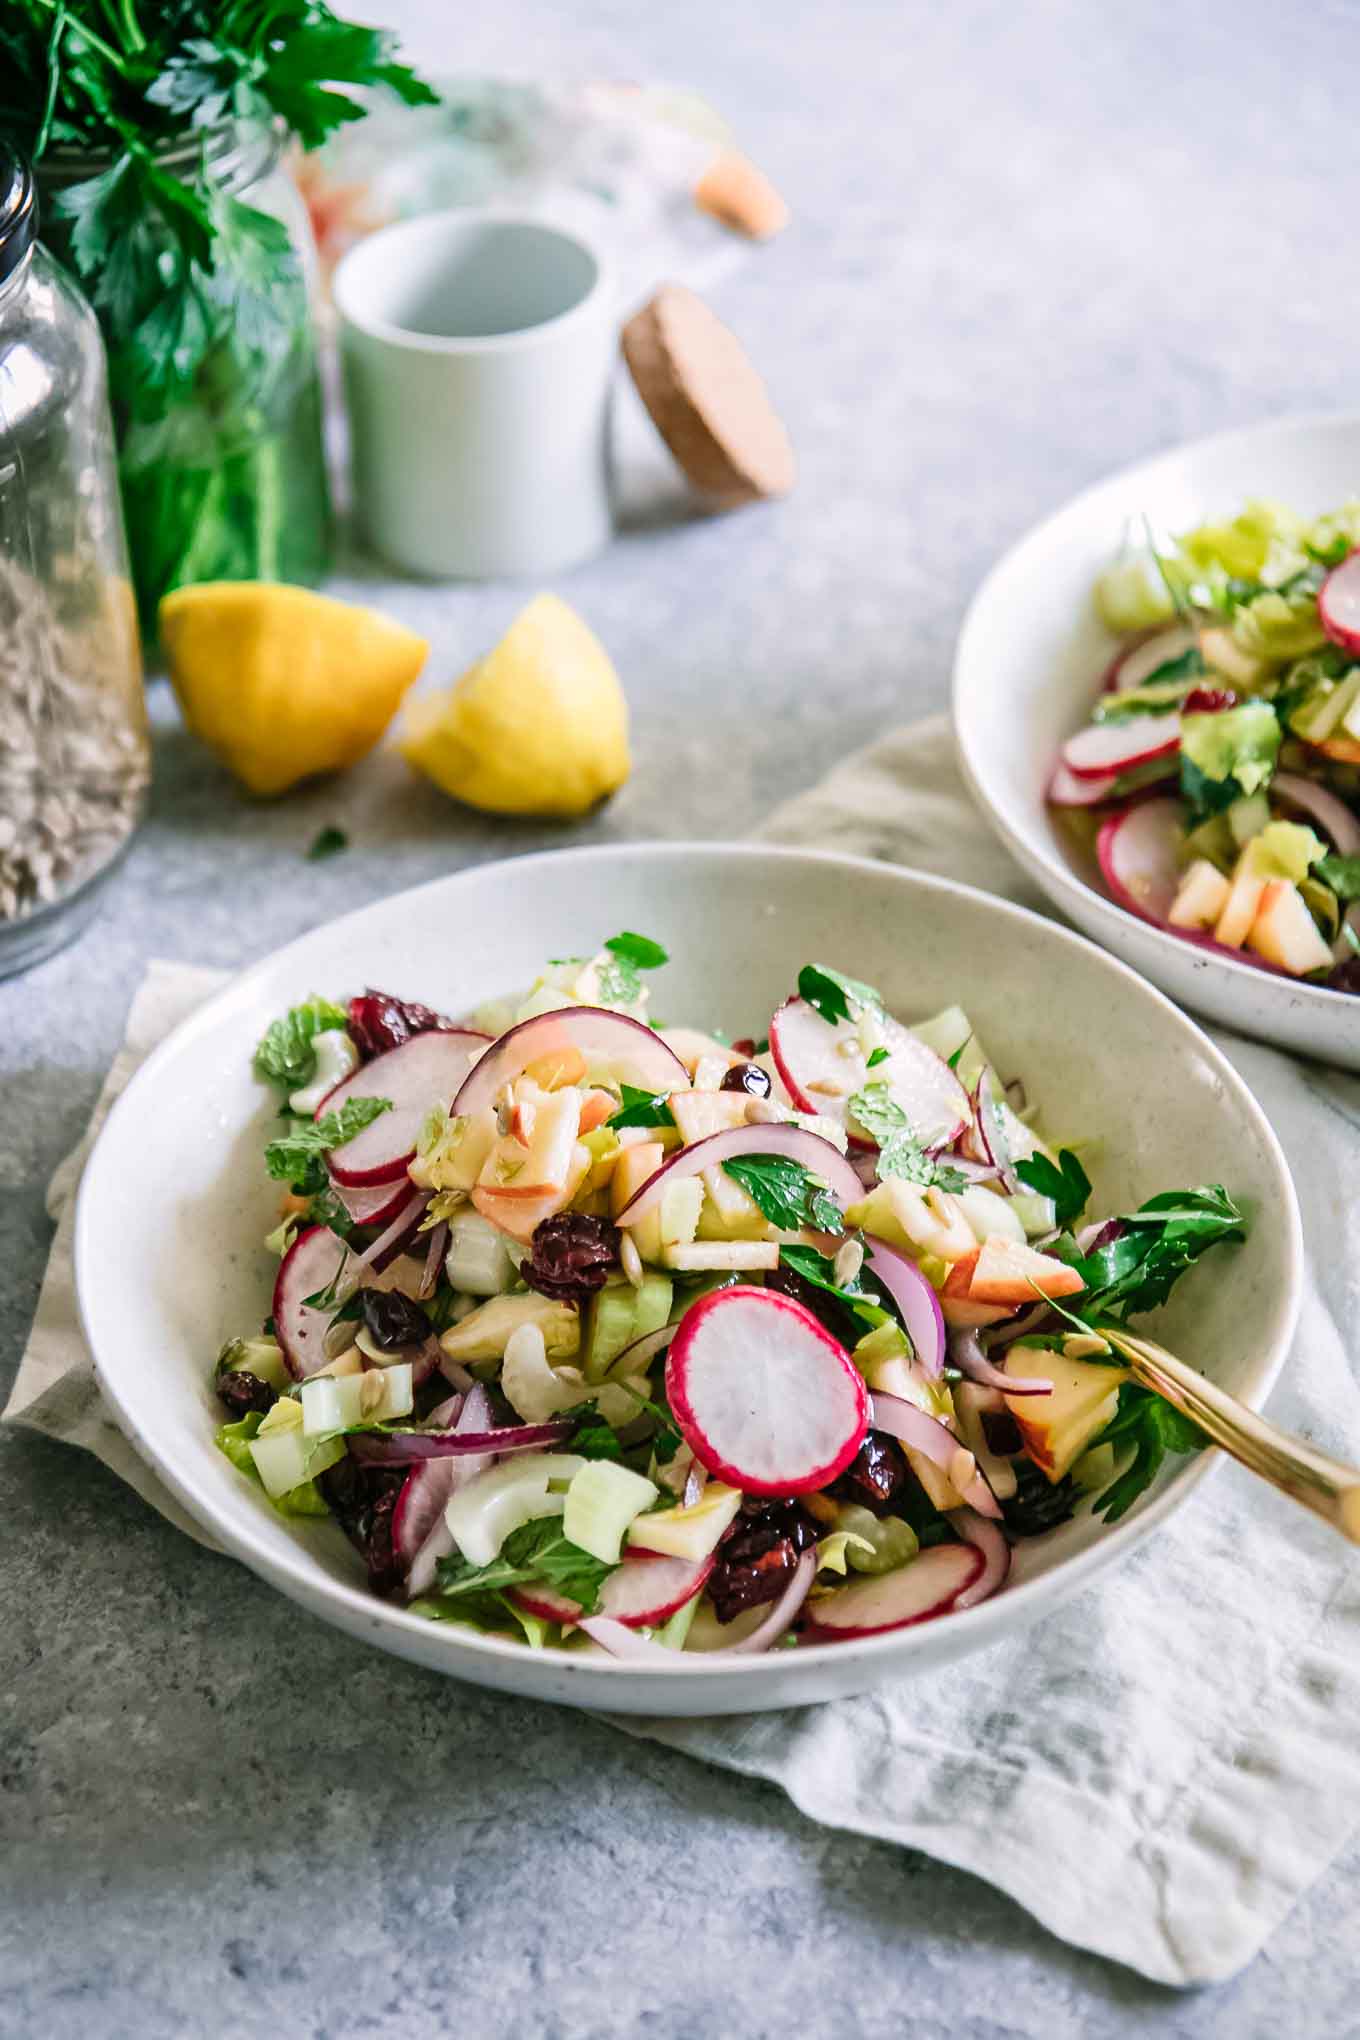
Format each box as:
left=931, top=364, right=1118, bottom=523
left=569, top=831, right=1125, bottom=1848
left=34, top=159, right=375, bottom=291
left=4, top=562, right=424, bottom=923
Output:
left=4, top=0, right=1356, bottom=2031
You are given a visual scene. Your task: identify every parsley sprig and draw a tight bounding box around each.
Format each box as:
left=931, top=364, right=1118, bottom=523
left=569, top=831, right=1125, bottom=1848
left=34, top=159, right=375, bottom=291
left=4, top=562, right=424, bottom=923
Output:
left=253, top=996, right=348, bottom=1092
left=723, top=1154, right=845, bottom=1234
left=264, top=1097, right=390, bottom=1185
left=847, top=1082, right=966, bottom=1193
left=1015, top=1148, right=1092, bottom=1227
left=797, top=963, right=883, bottom=1027
left=434, top=1517, right=616, bottom=1614
left=1090, top=1384, right=1207, bottom=1522
left=596, top=931, right=669, bottom=1007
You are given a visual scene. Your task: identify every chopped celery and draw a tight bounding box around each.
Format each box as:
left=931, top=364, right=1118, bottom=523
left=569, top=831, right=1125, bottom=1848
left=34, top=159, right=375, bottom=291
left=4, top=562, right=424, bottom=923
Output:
left=249, top=1423, right=346, bottom=1499
left=584, top=1281, right=645, bottom=1382
left=216, top=1335, right=291, bottom=1392
left=1227, top=792, right=1272, bottom=847
left=833, top=1502, right=920, bottom=1574
left=657, top=1593, right=701, bottom=1650
left=562, top=1461, right=659, bottom=1563
left=1008, top=1190, right=1058, bottom=1238
left=444, top=1453, right=586, bottom=1567
left=300, top=1363, right=413, bottom=1435
left=444, top=1210, right=517, bottom=1295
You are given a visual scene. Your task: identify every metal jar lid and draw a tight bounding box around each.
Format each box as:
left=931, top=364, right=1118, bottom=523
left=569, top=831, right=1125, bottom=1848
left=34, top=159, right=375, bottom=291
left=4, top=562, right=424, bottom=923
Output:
left=0, top=147, right=37, bottom=287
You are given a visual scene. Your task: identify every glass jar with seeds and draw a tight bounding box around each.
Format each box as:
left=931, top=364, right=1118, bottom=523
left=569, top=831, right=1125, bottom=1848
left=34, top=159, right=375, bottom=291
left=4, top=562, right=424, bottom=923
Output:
left=0, top=147, right=149, bottom=978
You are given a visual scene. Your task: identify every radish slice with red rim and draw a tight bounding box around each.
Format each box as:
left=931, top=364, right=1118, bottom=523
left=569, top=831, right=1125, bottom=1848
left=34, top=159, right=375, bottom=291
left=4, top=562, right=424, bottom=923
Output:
left=331, top=1174, right=416, bottom=1230
left=1096, top=798, right=1184, bottom=926
left=400, top=1384, right=496, bottom=1596
left=946, top=1506, right=1012, bottom=1610
left=1061, top=714, right=1180, bottom=780
left=513, top=1551, right=714, bottom=1630
left=861, top=1234, right=946, bottom=1378
left=325, top=1030, right=489, bottom=1186
left=800, top=1542, right=984, bottom=1639
left=1320, top=552, right=1360, bottom=655
left=769, top=996, right=968, bottom=1152
left=1102, top=622, right=1198, bottom=693
left=869, top=1390, right=1003, bottom=1520
left=665, top=1285, right=869, bottom=1495
left=274, top=1224, right=358, bottom=1380
left=576, top=1553, right=818, bottom=1662
left=1048, top=760, right=1123, bottom=808
left=615, top=1121, right=862, bottom=1225
left=452, top=1006, right=688, bottom=1121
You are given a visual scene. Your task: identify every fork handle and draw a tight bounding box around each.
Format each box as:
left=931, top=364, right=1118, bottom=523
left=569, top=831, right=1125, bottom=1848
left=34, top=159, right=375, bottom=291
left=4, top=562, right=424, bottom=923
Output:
left=1103, top=1329, right=1360, bottom=1546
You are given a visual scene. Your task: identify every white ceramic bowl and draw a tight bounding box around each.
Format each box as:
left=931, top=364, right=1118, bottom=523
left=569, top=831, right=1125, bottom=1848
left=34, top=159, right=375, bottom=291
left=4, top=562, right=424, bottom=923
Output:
left=74, top=845, right=1301, bottom=1715
left=953, top=411, right=1360, bottom=1068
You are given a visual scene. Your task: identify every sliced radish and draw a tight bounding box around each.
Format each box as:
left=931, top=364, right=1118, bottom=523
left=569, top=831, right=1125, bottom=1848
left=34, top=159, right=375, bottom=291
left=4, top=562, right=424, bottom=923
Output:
left=1320, top=552, right=1360, bottom=654
left=1102, top=622, right=1198, bottom=693
left=769, top=997, right=967, bottom=1151
left=800, top=1543, right=984, bottom=1639
left=453, top=1007, right=687, bottom=1122
left=331, top=1173, right=415, bottom=1230
left=512, top=1551, right=714, bottom=1630
left=1272, top=771, right=1360, bottom=855
left=615, top=1121, right=862, bottom=1225
left=1096, top=798, right=1184, bottom=926
left=325, top=1030, right=488, bottom=1187
left=401, top=1385, right=497, bottom=1596
left=1048, top=759, right=1122, bottom=807
left=665, top=1285, right=868, bottom=1496
left=273, top=1224, right=357, bottom=1380
left=1061, top=714, right=1180, bottom=780
left=861, top=1234, right=946, bottom=1378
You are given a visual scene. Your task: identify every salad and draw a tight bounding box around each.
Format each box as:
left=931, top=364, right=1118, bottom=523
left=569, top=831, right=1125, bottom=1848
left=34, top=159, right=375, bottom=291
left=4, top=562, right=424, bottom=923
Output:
left=214, top=936, right=1245, bottom=1662
left=1051, top=498, right=1360, bottom=994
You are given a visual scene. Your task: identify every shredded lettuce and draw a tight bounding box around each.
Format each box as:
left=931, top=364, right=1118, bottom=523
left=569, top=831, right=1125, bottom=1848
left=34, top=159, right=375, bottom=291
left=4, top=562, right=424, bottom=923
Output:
left=1179, top=702, right=1281, bottom=820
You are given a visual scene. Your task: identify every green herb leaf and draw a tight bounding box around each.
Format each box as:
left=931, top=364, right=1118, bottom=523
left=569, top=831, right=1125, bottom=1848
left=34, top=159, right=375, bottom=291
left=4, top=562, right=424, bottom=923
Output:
left=264, top=1097, right=391, bottom=1182
left=947, top=1040, right=970, bottom=1071
left=253, top=996, right=349, bottom=1091
left=1015, top=1148, right=1092, bottom=1227
left=435, top=1515, right=616, bottom=1614
left=307, top=825, right=349, bottom=862
left=1068, top=1185, right=1246, bottom=1321
left=608, top=1084, right=677, bottom=1131
left=778, top=1243, right=887, bottom=1333
left=605, top=931, right=669, bottom=970
left=797, top=962, right=883, bottom=1028
left=847, top=1084, right=967, bottom=1193
left=1316, top=854, right=1360, bottom=903
left=1090, top=1383, right=1207, bottom=1522
left=866, top=1045, right=890, bottom=1069
left=723, top=1154, right=845, bottom=1234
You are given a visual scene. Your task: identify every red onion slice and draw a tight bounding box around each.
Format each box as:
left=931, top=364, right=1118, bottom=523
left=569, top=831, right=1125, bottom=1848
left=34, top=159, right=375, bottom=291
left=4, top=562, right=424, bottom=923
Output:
left=418, top=1220, right=449, bottom=1299
left=349, top=1418, right=573, bottom=1465
left=947, top=1506, right=1012, bottom=1609
left=403, top=1384, right=494, bottom=1596
left=1271, top=771, right=1360, bottom=856
left=861, top=1234, right=946, bottom=1378
left=869, top=1390, right=1003, bottom=1521
left=949, top=1325, right=1051, bottom=1396
left=453, top=1006, right=687, bottom=1120
left=342, top=1191, right=431, bottom=1290
left=616, top=1122, right=862, bottom=1224
left=981, top=1301, right=1053, bottom=1349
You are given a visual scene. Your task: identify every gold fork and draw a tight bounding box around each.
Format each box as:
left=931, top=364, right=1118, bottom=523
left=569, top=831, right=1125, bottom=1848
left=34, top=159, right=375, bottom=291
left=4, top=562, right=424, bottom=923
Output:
left=1102, top=1328, right=1360, bottom=1545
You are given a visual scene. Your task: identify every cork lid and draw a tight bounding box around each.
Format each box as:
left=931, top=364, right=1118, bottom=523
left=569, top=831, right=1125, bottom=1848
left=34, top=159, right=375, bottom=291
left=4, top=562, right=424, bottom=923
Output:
left=621, top=284, right=795, bottom=508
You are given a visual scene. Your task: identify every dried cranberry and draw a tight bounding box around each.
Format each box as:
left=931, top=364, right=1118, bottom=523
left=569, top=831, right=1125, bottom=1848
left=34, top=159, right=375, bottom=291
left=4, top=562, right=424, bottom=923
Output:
left=828, top=1432, right=907, bottom=1515
left=318, top=1455, right=407, bottom=1596
left=1328, top=956, right=1360, bottom=996
left=347, top=989, right=462, bottom=1061
left=1182, top=685, right=1237, bottom=715
left=216, top=1370, right=278, bottom=1418
left=359, top=1287, right=433, bottom=1351
left=764, top=1261, right=863, bottom=1348
left=708, top=1496, right=819, bottom=1623
left=720, top=1060, right=772, bottom=1098
left=521, top=1213, right=619, bottom=1302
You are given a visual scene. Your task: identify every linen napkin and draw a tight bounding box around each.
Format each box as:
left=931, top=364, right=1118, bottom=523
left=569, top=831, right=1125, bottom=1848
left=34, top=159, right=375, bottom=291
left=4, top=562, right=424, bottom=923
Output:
left=8, top=716, right=1360, bottom=1988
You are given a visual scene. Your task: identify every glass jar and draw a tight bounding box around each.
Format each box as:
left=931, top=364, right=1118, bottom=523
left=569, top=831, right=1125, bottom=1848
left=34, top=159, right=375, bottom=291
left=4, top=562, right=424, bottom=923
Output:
left=40, top=122, right=331, bottom=641
left=0, top=148, right=149, bottom=979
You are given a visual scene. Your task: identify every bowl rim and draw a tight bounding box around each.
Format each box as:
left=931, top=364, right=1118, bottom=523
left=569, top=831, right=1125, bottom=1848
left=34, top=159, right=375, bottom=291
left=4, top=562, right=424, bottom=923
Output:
left=74, top=841, right=1304, bottom=1683
left=952, top=406, right=1360, bottom=1020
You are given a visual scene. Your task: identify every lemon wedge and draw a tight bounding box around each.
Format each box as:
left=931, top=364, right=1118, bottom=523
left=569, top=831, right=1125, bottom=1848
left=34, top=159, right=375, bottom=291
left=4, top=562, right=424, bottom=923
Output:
left=160, top=582, right=428, bottom=797
left=397, top=594, right=630, bottom=817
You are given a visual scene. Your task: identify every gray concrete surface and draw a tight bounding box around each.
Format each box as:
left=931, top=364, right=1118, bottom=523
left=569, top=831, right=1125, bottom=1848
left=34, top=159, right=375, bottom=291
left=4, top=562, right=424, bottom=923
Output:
left=4, top=0, right=1357, bottom=2031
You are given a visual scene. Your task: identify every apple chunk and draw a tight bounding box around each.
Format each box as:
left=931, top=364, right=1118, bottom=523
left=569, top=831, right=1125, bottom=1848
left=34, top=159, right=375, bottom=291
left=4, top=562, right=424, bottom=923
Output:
left=1003, top=1341, right=1129, bottom=1483
left=1246, top=880, right=1333, bottom=976
left=1167, top=858, right=1231, bottom=931
left=969, top=1236, right=1086, bottom=1305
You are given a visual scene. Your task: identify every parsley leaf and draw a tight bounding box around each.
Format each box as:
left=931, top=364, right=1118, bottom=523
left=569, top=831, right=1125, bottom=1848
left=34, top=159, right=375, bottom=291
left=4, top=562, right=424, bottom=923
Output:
left=1316, top=854, right=1360, bottom=902
left=1090, top=1383, right=1207, bottom=1522
left=264, top=1098, right=391, bottom=1183
left=1067, top=1185, right=1245, bottom=1321
left=1015, top=1148, right=1092, bottom=1227
left=797, top=963, right=884, bottom=1027
left=866, top=1045, right=890, bottom=1069
left=724, top=1154, right=845, bottom=1234
left=848, top=1083, right=967, bottom=1193
left=608, top=1084, right=677, bottom=1131
left=253, top=997, right=349, bottom=1091
left=779, top=1243, right=888, bottom=1335
left=435, top=1516, right=616, bottom=1614
left=306, top=825, right=348, bottom=861
left=947, top=1039, right=970, bottom=1072
left=605, top=931, right=670, bottom=970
